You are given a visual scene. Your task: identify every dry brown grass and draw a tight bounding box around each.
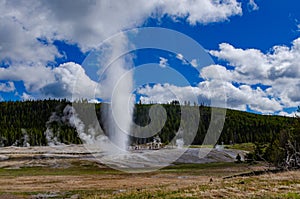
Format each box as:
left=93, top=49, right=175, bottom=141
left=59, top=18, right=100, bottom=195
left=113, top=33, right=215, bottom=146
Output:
left=103, top=170, right=300, bottom=199
left=0, top=154, right=299, bottom=198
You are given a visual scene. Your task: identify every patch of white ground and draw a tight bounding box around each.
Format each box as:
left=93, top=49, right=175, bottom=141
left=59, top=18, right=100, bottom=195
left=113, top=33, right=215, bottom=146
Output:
left=0, top=145, right=247, bottom=170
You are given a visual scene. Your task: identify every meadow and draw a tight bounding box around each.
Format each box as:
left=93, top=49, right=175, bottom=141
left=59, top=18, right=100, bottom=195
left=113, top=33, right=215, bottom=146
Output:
left=0, top=156, right=299, bottom=199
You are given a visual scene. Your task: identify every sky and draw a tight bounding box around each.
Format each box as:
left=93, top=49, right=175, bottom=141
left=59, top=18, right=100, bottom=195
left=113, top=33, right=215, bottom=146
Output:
left=0, top=0, right=300, bottom=117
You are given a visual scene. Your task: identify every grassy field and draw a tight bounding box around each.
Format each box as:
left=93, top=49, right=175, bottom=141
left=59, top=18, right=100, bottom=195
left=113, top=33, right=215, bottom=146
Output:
left=0, top=159, right=299, bottom=199
left=189, top=143, right=256, bottom=152
left=224, top=143, right=256, bottom=152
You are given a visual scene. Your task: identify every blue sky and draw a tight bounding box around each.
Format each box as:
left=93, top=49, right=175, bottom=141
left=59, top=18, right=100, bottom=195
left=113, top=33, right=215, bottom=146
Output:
left=0, top=0, right=299, bottom=116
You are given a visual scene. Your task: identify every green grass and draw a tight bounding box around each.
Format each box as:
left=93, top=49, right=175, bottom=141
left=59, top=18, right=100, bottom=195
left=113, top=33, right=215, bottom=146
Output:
left=160, top=162, right=249, bottom=177
left=0, top=189, right=117, bottom=199
left=189, top=143, right=255, bottom=152
left=224, top=143, right=255, bottom=152
left=281, top=192, right=300, bottom=199
left=0, top=161, right=121, bottom=177
left=0, top=159, right=299, bottom=199
left=0, top=161, right=251, bottom=178
left=189, top=145, right=214, bottom=148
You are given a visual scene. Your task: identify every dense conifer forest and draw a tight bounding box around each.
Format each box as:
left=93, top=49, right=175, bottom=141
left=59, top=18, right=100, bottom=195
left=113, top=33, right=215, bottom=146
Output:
left=0, top=99, right=297, bottom=148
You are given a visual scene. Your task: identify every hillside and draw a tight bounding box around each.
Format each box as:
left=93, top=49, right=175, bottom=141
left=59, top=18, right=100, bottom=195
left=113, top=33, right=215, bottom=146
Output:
left=0, top=100, right=297, bottom=147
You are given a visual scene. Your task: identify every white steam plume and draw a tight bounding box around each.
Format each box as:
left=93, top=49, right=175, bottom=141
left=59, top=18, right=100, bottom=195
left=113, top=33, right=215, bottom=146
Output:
left=44, top=112, right=63, bottom=146
left=62, top=105, right=94, bottom=145
left=21, top=129, right=30, bottom=147
left=99, top=34, right=134, bottom=151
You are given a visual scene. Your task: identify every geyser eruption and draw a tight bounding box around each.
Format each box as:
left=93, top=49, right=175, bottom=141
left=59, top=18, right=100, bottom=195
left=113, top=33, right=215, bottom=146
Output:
left=44, top=112, right=63, bottom=146
left=62, top=105, right=95, bottom=145
left=12, top=129, right=30, bottom=147
left=44, top=105, right=95, bottom=146
left=100, top=34, right=134, bottom=151
left=21, top=129, right=30, bottom=147
left=176, top=138, right=184, bottom=149
left=72, top=28, right=221, bottom=171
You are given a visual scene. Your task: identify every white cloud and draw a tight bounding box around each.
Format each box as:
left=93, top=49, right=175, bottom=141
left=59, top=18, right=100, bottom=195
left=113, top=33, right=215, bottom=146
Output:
left=190, top=59, right=198, bottom=67
left=208, top=37, right=300, bottom=113
left=210, top=38, right=300, bottom=85
left=278, top=111, right=298, bottom=118
left=159, top=57, right=168, bottom=68
left=138, top=83, right=200, bottom=104
left=0, top=0, right=295, bottom=116
left=176, top=53, right=188, bottom=65
left=210, top=43, right=270, bottom=84
left=0, top=62, right=99, bottom=100
left=247, top=0, right=259, bottom=12
left=0, top=81, right=15, bottom=92
left=0, top=16, right=60, bottom=65
left=21, top=92, right=34, bottom=101
left=176, top=53, right=198, bottom=67
left=40, top=62, right=100, bottom=100
left=161, top=0, right=242, bottom=25
left=0, top=0, right=244, bottom=100
left=295, top=19, right=300, bottom=32
left=176, top=53, right=184, bottom=61
left=137, top=81, right=281, bottom=114
left=88, top=99, right=101, bottom=104
left=0, top=0, right=243, bottom=58
left=0, top=65, right=54, bottom=92
left=201, top=64, right=234, bottom=81
left=199, top=80, right=282, bottom=113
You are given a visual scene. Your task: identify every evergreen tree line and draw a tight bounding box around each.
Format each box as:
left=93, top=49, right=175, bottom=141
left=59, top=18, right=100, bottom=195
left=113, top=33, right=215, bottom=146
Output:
left=246, top=107, right=300, bottom=169
left=0, top=99, right=297, bottom=147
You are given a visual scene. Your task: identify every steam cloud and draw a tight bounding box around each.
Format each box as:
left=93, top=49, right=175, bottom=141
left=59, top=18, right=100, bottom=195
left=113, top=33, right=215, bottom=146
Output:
left=99, top=34, right=134, bottom=151
left=44, top=112, right=64, bottom=146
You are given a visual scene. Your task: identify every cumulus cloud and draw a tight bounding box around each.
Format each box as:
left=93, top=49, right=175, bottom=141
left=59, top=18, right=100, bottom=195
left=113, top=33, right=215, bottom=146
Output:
left=138, top=83, right=200, bottom=104
left=159, top=57, right=168, bottom=68
left=210, top=38, right=300, bottom=85
left=176, top=53, right=184, bottom=61
left=200, top=64, right=234, bottom=81
left=247, top=0, right=259, bottom=12
left=176, top=53, right=188, bottom=65
left=0, top=0, right=244, bottom=100
left=0, top=62, right=99, bottom=100
left=21, top=92, right=34, bottom=101
left=190, top=59, right=198, bottom=67
left=40, top=62, right=100, bottom=99
left=199, top=80, right=282, bottom=113
left=0, top=65, right=54, bottom=92
left=0, top=81, right=15, bottom=92
left=137, top=37, right=300, bottom=114
left=137, top=80, right=282, bottom=114
left=207, top=37, right=300, bottom=113
left=210, top=43, right=270, bottom=84
left=176, top=53, right=198, bottom=67
left=278, top=111, right=299, bottom=118
left=161, top=0, right=242, bottom=25
left=0, top=0, right=242, bottom=56
left=0, top=17, right=60, bottom=65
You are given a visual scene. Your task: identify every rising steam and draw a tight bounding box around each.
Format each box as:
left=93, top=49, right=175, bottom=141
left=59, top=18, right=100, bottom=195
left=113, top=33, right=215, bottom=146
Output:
left=44, top=105, right=96, bottom=146
left=44, top=112, right=63, bottom=146
left=62, top=105, right=94, bottom=145
left=99, top=34, right=134, bottom=151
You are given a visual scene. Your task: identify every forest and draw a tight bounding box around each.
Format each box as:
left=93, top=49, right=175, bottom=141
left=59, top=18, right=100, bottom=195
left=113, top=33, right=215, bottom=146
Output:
left=0, top=99, right=298, bottom=148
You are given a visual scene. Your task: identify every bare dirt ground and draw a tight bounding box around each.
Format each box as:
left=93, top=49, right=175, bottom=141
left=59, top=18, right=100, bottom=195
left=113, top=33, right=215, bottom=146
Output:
left=0, top=146, right=299, bottom=198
